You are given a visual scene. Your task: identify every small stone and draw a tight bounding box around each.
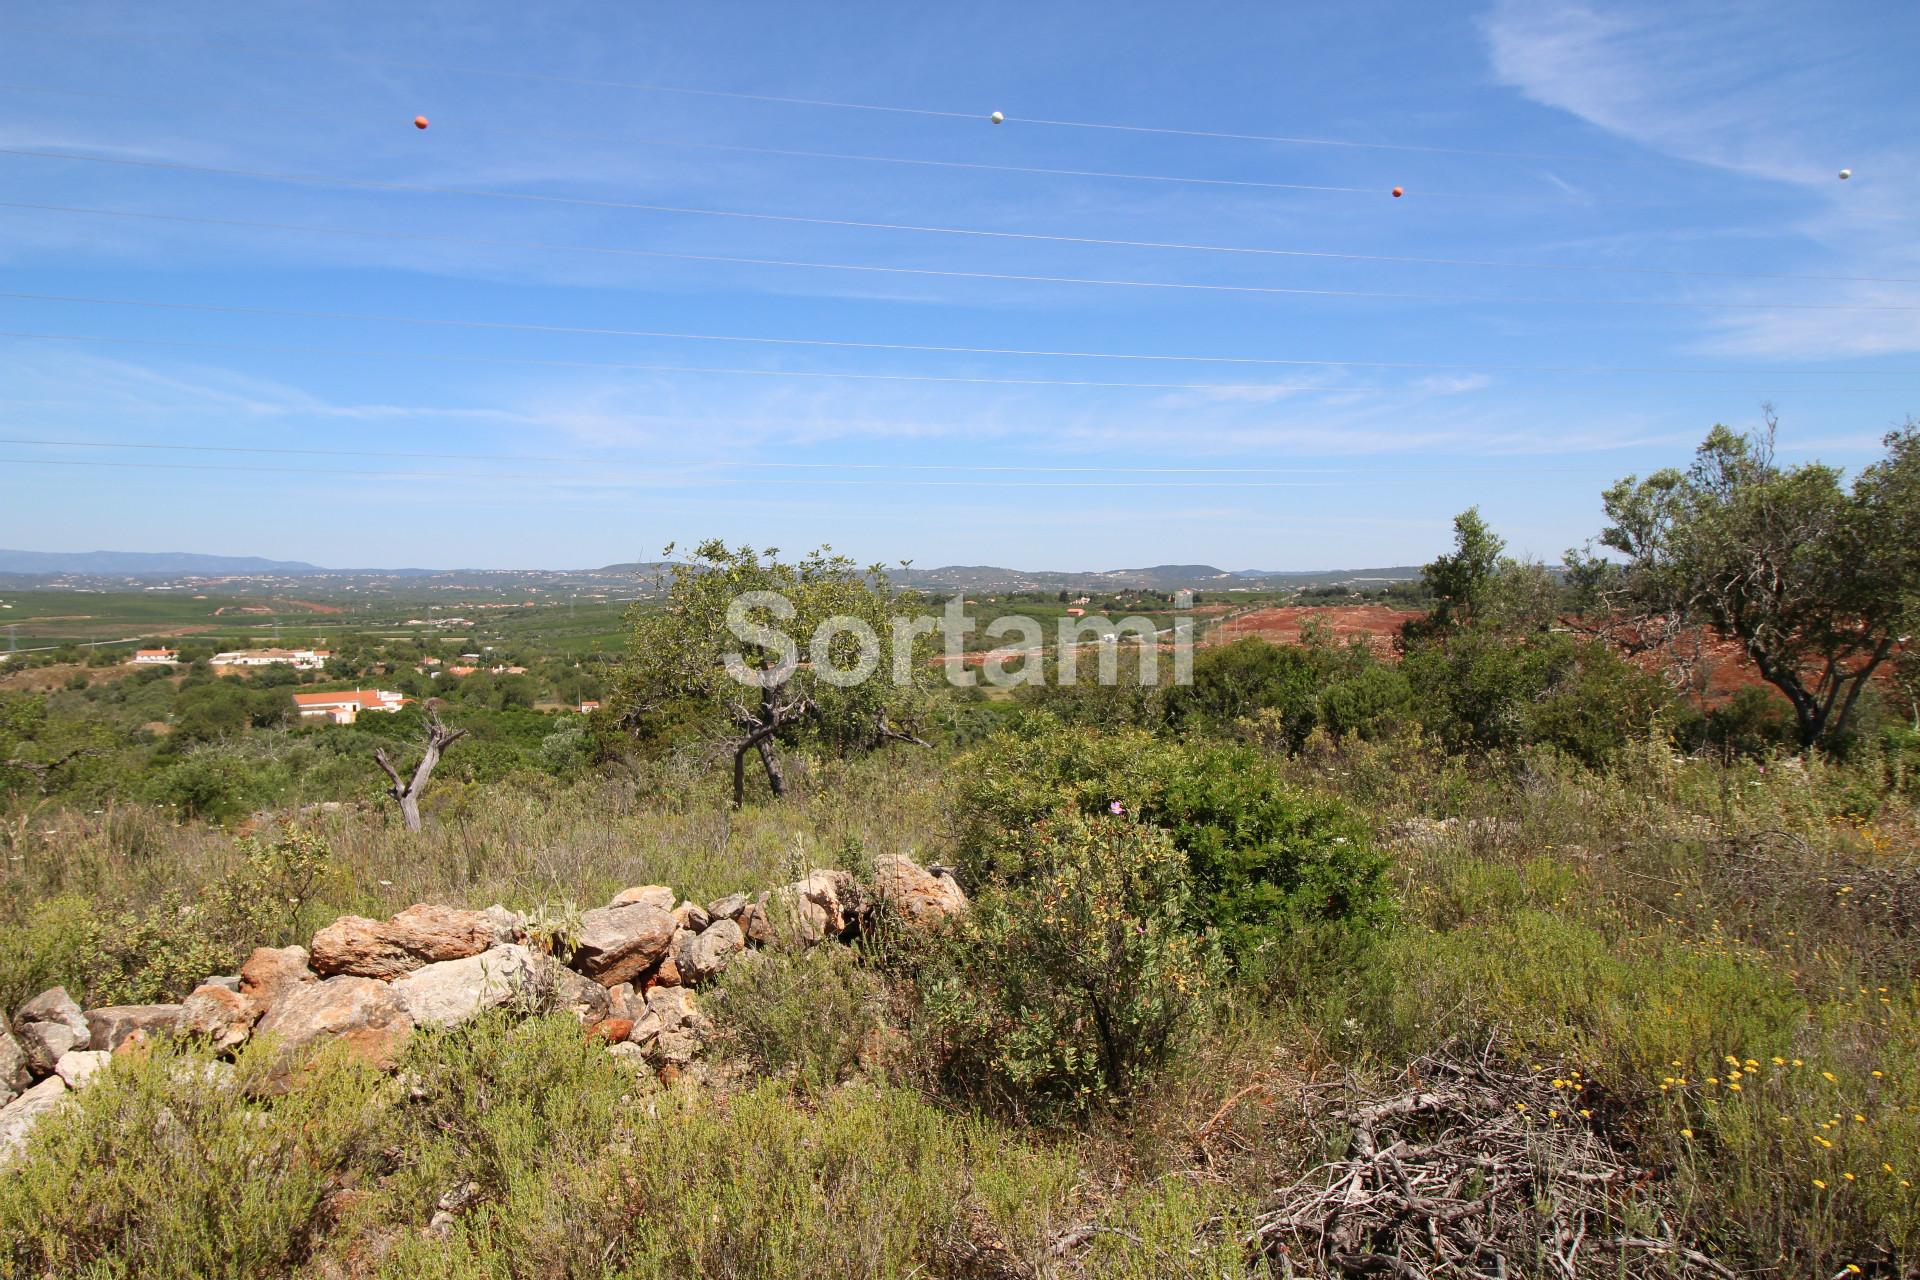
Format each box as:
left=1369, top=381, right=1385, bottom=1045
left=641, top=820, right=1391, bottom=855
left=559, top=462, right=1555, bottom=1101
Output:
left=609, top=885, right=676, bottom=911
left=605, top=982, right=639, bottom=1021
left=13, top=988, right=89, bottom=1076
left=85, top=1004, right=184, bottom=1052
left=675, top=919, right=745, bottom=983
left=201, top=975, right=243, bottom=993
left=181, top=985, right=261, bottom=1050
left=53, top=1049, right=110, bottom=1090
left=593, top=1018, right=635, bottom=1044
left=740, top=900, right=773, bottom=945
left=673, top=900, right=711, bottom=932
left=0, top=1030, right=32, bottom=1098
left=705, top=893, right=748, bottom=922
left=239, top=945, right=317, bottom=1006
left=539, top=958, right=611, bottom=1026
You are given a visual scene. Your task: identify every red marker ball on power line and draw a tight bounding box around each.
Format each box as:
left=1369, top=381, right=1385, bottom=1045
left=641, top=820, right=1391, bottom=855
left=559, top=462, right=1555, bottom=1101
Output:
left=1392, top=186, right=1404, bottom=198
left=414, top=116, right=430, bottom=130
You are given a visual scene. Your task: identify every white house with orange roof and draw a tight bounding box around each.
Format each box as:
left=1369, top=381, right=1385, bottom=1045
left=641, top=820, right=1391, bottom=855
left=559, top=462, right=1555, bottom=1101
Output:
left=291, top=689, right=408, bottom=725
left=130, top=648, right=179, bottom=665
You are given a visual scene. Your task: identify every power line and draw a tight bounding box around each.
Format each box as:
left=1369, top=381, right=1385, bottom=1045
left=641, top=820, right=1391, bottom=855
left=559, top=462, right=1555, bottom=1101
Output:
left=0, top=436, right=1614, bottom=476
left=3, top=330, right=1913, bottom=396
left=6, top=288, right=1918, bottom=380
left=0, top=83, right=1395, bottom=200
left=0, top=24, right=1625, bottom=165
left=0, top=454, right=1362, bottom=489
left=4, top=192, right=1917, bottom=314
left=0, top=127, right=1905, bottom=283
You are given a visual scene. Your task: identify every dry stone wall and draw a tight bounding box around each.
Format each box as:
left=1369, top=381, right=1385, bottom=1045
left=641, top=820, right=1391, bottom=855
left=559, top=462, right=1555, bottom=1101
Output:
left=0, top=854, right=965, bottom=1165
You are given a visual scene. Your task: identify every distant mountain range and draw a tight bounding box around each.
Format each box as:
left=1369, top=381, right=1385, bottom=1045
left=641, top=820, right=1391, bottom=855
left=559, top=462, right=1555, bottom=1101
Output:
left=0, top=549, right=1421, bottom=593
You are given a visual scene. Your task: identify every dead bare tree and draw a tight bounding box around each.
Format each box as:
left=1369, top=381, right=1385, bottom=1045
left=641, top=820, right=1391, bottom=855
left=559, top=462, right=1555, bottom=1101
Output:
left=373, top=701, right=467, bottom=832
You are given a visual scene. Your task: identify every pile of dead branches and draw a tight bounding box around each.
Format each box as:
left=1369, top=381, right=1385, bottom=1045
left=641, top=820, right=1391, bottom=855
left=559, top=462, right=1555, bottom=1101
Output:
left=1249, top=1041, right=1730, bottom=1279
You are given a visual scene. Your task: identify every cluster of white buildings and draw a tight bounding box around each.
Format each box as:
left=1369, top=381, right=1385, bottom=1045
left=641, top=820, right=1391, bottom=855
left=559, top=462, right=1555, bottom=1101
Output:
left=211, top=648, right=331, bottom=671
left=290, top=689, right=408, bottom=725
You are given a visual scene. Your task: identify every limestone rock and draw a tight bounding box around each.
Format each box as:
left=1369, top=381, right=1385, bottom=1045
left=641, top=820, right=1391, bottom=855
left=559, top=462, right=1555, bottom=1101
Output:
left=240, top=945, right=317, bottom=1006
left=389, top=945, right=536, bottom=1028
left=309, top=905, right=500, bottom=979
left=255, top=976, right=414, bottom=1084
left=673, top=900, right=711, bottom=932
left=593, top=1017, right=635, bottom=1044
left=571, top=903, right=676, bottom=986
left=609, top=884, right=676, bottom=911
left=539, top=958, right=611, bottom=1026
left=675, top=919, right=745, bottom=983
left=869, top=854, right=968, bottom=926
left=0, top=1075, right=69, bottom=1166
left=705, top=893, right=748, bottom=923
left=645, top=985, right=710, bottom=1038
left=0, top=1030, right=32, bottom=1099
left=654, top=929, right=691, bottom=987
left=740, top=900, right=773, bottom=945
left=54, top=1049, right=110, bottom=1090
left=200, top=975, right=243, bottom=993
left=605, top=981, right=640, bottom=1022
left=480, top=904, right=525, bottom=944
left=763, top=869, right=859, bottom=944
left=85, top=1004, right=184, bottom=1052
left=13, top=987, right=89, bottom=1076
left=181, top=984, right=261, bottom=1050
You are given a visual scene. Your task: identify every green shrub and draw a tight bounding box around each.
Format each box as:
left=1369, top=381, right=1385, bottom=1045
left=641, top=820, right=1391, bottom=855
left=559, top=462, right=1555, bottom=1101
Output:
left=713, top=943, right=891, bottom=1090
left=916, top=814, right=1216, bottom=1115
left=0, top=1038, right=386, bottom=1280
left=955, top=718, right=1389, bottom=958
left=1165, top=638, right=1325, bottom=744
left=1401, top=629, right=1672, bottom=764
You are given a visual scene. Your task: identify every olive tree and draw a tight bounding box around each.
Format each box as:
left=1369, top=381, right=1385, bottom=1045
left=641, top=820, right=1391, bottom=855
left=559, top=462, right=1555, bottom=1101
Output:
left=1585, top=416, right=1920, bottom=749
left=617, top=541, right=935, bottom=805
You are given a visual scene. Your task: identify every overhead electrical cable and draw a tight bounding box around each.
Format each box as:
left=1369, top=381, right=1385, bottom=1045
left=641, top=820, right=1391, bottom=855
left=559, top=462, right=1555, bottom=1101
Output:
left=0, top=133, right=1907, bottom=283
left=0, top=24, right=1622, bottom=164
left=2, top=192, right=1915, bottom=314
left=0, top=437, right=1611, bottom=476
left=4, top=289, right=1918, bottom=379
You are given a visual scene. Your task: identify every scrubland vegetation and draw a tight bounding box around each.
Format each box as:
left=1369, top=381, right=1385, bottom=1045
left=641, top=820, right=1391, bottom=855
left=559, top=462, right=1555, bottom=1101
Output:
left=2, top=423, right=1918, bottom=1277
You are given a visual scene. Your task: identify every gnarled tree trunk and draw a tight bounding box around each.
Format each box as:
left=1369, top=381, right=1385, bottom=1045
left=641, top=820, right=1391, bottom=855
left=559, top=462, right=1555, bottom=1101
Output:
left=374, top=702, right=468, bottom=832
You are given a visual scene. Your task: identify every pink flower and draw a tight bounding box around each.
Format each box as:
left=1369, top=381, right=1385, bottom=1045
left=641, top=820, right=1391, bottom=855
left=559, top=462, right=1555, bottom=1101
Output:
left=1108, top=801, right=1125, bottom=815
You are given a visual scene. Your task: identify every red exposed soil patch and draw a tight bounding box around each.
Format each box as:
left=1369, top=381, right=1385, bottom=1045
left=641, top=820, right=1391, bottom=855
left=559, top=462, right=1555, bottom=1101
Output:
left=1209, top=606, right=1423, bottom=659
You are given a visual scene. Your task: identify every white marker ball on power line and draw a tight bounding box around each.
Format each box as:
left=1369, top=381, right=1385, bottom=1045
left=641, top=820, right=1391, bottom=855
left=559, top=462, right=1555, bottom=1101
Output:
left=990, top=110, right=1005, bottom=124
left=1838, top=167, right=1852, bottom=180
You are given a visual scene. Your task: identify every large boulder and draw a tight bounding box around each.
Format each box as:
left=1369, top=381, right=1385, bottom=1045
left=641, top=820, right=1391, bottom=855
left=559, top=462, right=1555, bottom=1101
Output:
left=868, top=855, right=968, bottom=927
left=0, top=1076, right=69, bottom=1166
left=310, top=905, right=505, bottom=979
left=85, top=1004, right=184, bottom=1052
left=390, top=945, right=537, bottom=1028
left=255, top=976, right=414, bottom=1084
left=53, top=1049, right=110, bottom=1090
left=239, top=945, right=318, bottom=1005
left=675, top=919, right=745, bottom=983
left=761, top=869, right=859, bottom=945
left=610, top=885, right=676, bottom=911
left=0, top=1030, right=32, bottom=1101
left=180, top=984, right=261, bottom=1050
left=13, top=988, right=90, bottom=1076
left=571, top=903, right=676, bottom=987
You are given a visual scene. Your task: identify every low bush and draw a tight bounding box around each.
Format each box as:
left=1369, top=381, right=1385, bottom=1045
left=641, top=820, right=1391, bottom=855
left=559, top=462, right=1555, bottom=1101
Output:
left=915, top=814, right=1216, bottom=1116
left=955, top=717, right=1389, bottom=959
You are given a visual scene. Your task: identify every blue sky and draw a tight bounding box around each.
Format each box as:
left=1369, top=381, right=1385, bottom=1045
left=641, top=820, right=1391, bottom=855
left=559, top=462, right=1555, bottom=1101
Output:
left=2, top=0, right=1916, bottom=570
